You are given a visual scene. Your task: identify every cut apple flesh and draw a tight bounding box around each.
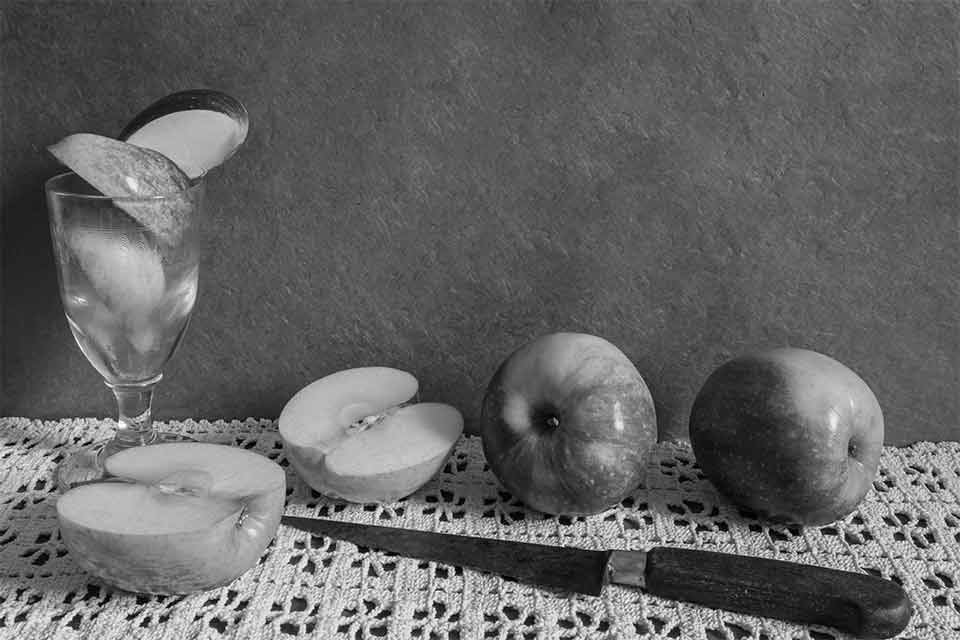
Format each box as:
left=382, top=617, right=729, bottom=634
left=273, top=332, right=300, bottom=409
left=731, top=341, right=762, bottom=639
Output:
left=322, top=403, right=464, bottom=502
left=58, top=482, right=241, bottom=536
left=105, top=442, right=280, bottom=498
left=124, top=110, right=243, bottom=180
left=120, top=89, right=249, bottom=179
left=56, top=443, right=285, bottom=595
left=279, top=367, right=419, bottom=451
left=279, top=368, right=464, bottom=503
left=328, top=404, right=463, bottom=475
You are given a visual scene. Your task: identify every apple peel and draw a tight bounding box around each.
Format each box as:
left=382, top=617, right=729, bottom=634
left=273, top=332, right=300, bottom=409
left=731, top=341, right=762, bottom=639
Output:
left=279, top=367, right=464, bottom=503
left=480, top=332, right=658, bottom=516
left=57, top=443, right=285, bottom=595
left=689, top=348, right=884, bottom=526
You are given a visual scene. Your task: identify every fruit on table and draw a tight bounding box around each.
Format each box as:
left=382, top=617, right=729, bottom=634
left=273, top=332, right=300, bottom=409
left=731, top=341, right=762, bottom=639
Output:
left=480, top=332, right=658, bottom=516
left=119, top=89, right=249, bottom=180
left=279, top=367, right=464, bottom=503
left=47, top=132, right=194, bottom=244
left=689, top=348, right=884, bottom=526
left=56, top=443, right=286, bottom=594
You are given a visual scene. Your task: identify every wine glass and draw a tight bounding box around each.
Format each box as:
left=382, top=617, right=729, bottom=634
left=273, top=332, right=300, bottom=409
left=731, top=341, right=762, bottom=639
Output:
left=46, top=171, right=204, bottom=489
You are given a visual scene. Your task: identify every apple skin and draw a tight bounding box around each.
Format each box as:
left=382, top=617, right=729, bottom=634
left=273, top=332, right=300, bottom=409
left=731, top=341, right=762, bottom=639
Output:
left=689, top=348, right=884, bottom=526
left=286, top=440, right=453, bottom=504
left=481, top=332, right=658, bottom=516
left=59, top=486, right=284, bottom=595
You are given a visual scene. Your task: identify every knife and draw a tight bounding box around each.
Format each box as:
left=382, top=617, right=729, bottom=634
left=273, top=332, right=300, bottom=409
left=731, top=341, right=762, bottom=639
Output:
left=281, top=515, right=911, bottom=639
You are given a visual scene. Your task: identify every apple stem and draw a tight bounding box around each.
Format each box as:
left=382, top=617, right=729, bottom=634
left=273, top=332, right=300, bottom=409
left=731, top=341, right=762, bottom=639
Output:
left=848, top=440, right=859, bottom=458
left=546, top=416, right=560, bottom=429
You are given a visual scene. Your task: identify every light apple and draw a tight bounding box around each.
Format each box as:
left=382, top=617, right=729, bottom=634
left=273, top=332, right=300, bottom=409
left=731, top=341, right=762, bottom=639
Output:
left=689, top=348, right=884, bottom=526
left=279, top=367, right=464, bottom=503
left=56, top=442, right=285, bottom=594
left=480, top=332, right=658, bottom=516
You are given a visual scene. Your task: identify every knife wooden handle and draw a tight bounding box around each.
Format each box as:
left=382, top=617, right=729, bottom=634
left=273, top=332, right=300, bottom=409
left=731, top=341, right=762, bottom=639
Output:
left=608, top=547, right=912, bottom=639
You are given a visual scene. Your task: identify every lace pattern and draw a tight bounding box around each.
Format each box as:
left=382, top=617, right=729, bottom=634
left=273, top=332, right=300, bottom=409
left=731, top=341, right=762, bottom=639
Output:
left=0, top=417, right=958, bottom=639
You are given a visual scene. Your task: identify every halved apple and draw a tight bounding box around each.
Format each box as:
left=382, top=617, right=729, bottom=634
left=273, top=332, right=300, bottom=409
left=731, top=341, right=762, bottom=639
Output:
left=119, top=89, right=249, bottom=179
left=279, top=367, right=464, bottom=503
left=56, top=443, right=285, bottom=595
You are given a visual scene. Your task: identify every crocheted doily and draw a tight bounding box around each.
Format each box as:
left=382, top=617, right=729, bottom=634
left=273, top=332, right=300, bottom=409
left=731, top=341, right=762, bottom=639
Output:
left=0, top=417, right=957, bottom=640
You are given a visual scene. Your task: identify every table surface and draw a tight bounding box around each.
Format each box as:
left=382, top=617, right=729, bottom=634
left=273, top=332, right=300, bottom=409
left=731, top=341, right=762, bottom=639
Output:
left=0, top=417, right=958, bottom=640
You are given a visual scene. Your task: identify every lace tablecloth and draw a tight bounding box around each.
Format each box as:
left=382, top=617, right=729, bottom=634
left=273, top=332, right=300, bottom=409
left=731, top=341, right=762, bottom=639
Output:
left=0, top=417, right=958, bottom=640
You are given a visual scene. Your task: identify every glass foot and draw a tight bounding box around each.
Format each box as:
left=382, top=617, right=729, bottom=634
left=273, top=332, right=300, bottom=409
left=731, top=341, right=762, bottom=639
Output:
left=56, top=431, right=196, bottom=492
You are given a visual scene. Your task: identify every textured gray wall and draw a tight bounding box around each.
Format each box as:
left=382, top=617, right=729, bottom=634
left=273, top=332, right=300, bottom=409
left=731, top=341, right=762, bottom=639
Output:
left=2, top=1, right=957, bottom=444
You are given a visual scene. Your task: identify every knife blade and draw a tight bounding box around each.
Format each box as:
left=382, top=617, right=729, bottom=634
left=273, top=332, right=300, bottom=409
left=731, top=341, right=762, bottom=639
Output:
left=281, top=515, right=912, bottom=639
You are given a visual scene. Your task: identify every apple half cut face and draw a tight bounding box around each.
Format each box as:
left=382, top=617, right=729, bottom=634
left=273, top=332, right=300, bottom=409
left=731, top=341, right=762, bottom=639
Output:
left=279, top=367, right=464, bottom=503
left=119, top=89, right=249, bottom=180
left=56, top=443, right=285, bottom=595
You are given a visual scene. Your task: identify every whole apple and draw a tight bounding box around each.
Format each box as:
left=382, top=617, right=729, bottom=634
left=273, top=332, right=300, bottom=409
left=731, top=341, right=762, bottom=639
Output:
left=689, top=348, right=884, bottom=526
left=481, top=332, right=657, bottom=516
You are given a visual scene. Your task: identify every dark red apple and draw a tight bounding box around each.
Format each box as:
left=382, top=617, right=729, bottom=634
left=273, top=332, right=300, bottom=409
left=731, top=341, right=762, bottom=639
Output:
left=480, top=332, right=657, bottom=516
left=689, top=348, right=884, bottom=526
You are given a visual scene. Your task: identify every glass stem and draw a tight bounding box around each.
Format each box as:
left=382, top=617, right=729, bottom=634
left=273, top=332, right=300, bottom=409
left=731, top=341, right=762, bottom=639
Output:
left=108, top=377, right=161, bottom=450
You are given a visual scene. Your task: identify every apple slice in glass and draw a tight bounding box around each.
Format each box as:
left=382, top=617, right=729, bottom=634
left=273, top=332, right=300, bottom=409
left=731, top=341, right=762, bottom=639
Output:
left=47, top=132, right=195, bottom=245
left=67, top=227, right=166, bottom=317
left=119, top=89, right=249, bottom=180
left=56, top=443, right=285, bottom=595
left=279, top=367, right=464, bottom=503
